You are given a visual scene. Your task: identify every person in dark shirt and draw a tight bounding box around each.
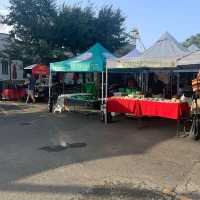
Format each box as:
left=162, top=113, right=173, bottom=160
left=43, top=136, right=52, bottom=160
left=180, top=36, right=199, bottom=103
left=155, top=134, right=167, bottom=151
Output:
left=149, top=75, right=165, bottom=96
left=25, top=74, right=36, bottom=103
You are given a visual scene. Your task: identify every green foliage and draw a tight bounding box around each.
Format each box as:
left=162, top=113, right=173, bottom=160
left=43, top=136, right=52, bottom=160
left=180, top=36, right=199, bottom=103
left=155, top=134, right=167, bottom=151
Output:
left=183, top=33, right=200, bottom=48
left=94, top=5, right=127, bottom=52
left=5, top=0, right=57, bottom=43
left=55, top=3, right=96, bottom=54
left=1, top=0, right=128, bottom=65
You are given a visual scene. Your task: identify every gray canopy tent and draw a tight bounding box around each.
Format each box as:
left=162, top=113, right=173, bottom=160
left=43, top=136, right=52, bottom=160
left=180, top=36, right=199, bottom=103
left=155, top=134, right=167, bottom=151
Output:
left=106, top=32, right=190, bottom=97
left=176, top=50, right=200, bottom=94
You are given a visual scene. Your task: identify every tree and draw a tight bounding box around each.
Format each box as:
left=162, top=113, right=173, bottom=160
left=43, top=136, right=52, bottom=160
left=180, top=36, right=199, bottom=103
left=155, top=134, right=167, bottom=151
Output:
left=94, top=5, right=128, bottom=52
left=1, top=1, right=129, bottom=65
left=183, top=33, right=200, bottom=48
left=55, top=3, right=96, bottom=54
left=56, top=4, right=128, bottom=54
left=5, top=0, right=57, bottom=43
left=1, top=0, right=63, bottom=65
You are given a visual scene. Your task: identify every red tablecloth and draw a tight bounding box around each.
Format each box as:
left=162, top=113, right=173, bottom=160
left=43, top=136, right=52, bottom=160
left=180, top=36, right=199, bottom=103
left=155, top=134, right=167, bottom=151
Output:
left=107, top=97, right=139, bottom=114
left=1, top=88, right=26, bottom=100
left=107, top=97, right=190, bottom=120
left=137, top=100, right=190, bottom=120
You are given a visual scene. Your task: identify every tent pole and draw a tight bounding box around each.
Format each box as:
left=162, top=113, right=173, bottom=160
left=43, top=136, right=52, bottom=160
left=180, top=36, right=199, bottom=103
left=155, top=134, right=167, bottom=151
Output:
left=146, top=72, right=149, bottom=93
left=105, top=65, right=108, bottom=125
left=177, top=73, right=180, bottom=96
left=63, top=73, right=64, bottom=94
left=141, top=72, right=143, bottom=92
left=48, top=67, right=52, bottom=105
left=101, top=72, right=104, bottom=105
left=170, top=72, right=173, bottom=97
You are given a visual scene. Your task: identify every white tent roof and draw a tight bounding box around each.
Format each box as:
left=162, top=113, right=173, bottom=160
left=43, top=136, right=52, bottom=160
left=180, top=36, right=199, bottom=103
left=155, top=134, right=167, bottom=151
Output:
left=107, top=32, right=191, bottom=69
left=121, top=48, right=141, bottom=59
left=106, top=48, right=141, bottom=69
left=177, top=50, right=200, bottom=66
left=24, top=64, right=37, bottom=70
left=109, top=32, right=190, bottom=69
left=141, top=31, right=189, bottom=59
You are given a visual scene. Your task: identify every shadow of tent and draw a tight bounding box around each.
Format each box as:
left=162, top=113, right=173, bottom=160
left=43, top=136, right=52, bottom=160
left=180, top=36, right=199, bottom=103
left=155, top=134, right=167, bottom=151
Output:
left=0, top=110, right=184, bottom=187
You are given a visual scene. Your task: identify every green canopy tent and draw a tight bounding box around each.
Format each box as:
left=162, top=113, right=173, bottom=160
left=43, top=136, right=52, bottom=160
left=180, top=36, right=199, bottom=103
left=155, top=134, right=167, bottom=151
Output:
left=49, top=43, right=115, bottom=105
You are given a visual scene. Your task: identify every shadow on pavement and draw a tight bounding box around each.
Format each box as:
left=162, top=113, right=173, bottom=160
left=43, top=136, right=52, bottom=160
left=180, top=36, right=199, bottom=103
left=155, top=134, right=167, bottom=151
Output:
left=0, top=182, right=177, bottom=200
left=0, top=103, right=199, bottom=196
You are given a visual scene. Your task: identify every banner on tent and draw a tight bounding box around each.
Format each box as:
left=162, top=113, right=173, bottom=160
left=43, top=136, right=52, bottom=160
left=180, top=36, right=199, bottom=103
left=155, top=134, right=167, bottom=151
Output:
left=107, top=58, right=177, bottom=69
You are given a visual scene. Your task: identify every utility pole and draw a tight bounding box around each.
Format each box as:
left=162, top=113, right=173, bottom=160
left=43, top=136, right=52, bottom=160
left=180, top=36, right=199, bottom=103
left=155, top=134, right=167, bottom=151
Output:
left=131, top=28, right=146, bottom=51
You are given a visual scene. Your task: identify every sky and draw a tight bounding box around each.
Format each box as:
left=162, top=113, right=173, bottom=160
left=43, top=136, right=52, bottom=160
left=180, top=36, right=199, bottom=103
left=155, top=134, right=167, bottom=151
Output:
left=1, top=0, right=200, bottom=48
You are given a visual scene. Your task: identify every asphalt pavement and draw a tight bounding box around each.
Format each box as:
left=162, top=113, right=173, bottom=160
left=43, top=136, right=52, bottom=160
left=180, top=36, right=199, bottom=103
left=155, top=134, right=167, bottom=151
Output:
left=0, top=101, right=200, bottom=200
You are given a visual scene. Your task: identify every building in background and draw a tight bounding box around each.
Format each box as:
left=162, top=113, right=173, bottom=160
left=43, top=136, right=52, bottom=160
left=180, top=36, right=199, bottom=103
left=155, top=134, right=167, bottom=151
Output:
left=0, top=33, right=23, bottom=81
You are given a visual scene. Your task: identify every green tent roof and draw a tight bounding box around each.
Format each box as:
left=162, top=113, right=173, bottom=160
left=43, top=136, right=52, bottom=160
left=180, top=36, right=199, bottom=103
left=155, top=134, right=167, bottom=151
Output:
left=50, top=43, right=115, bottom=72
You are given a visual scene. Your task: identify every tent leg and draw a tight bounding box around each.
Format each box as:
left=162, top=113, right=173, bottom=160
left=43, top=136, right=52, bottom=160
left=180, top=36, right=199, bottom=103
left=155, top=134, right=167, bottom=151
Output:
left=48, top=68, right=52, bottom=112
left=141, top=72, right=144, bottom=93
left=63, top=74, right=65, bottom=94
left=48, top=69, right=52, bottom=104
left=101, top=72, right=104, bottom=105
left=105, top=66, right=108, bottom=125
left=177, top=73, right=180, bottom=96
left=146, top=72, right=149, bottom=93
left=170, top=72, right=173, bottom=97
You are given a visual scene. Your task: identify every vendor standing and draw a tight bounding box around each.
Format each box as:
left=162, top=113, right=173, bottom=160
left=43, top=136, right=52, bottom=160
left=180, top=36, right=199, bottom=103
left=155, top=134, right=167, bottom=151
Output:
left=127, top=78, right=139, bottom=89
left=149, top=74, right=165, bottom=96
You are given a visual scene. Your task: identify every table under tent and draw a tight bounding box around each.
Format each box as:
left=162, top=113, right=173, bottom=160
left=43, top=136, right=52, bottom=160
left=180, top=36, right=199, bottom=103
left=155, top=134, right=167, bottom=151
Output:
left=49, top=43, right=115, bottom=114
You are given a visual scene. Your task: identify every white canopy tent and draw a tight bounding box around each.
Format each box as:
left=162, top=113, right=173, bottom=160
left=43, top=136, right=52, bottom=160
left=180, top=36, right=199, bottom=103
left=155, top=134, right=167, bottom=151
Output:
left=107, top=32, right=189, bottom=69
left=24, top=64, right=37, bottom=70
left=177, top=50, right=200, bottom=66
left=121, top=48, right=141, bottom=59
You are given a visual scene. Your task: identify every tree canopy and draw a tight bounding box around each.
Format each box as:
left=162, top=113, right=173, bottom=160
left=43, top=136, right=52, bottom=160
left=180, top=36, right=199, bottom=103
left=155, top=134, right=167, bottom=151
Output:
left=1, top=0, right=129, bottom=65
left=183, top=33, right=200, bottom=48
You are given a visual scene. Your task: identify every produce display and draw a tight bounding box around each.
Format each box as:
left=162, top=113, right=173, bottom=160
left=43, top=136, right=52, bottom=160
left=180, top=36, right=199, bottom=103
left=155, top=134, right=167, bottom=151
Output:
left=64, top=93, right=100, bottom=111
left=81, top=83, right=97, bottom=96
left=110, top=95, right=183, bottom=103
left=70, top=94, right=97, bottom=101
left=118, top=87, right=141, bottom=96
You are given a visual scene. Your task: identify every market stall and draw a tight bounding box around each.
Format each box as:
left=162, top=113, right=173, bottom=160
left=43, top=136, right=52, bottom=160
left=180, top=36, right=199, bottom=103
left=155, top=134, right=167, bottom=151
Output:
left=24, top=64, right=49, bottom=100
left=175, top=50, right=200, bottom=96
left=104, top=32, right=191, bottom=126
left=49, top=43, right=115, bottom=113
left=107, top=32, right=190, bottom=97
left=24, top=64, right=49, bottom=75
